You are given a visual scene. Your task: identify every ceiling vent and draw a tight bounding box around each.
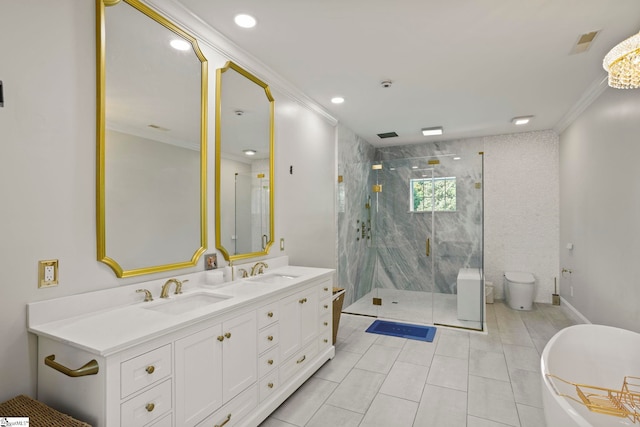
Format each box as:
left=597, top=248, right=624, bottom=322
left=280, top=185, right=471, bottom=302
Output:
left=377, top=132, right=398, bottom=139
left=570, top=30, right=600, bottom=54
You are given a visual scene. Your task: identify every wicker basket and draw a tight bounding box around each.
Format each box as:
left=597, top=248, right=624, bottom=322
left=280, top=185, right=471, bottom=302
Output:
left=0, top=395, right=91, bottom=427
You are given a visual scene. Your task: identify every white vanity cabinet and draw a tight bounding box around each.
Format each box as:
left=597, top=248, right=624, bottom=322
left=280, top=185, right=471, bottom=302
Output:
left=174, top=311, right=257, bottom=427
left=29, top=267, right=335, bottom=427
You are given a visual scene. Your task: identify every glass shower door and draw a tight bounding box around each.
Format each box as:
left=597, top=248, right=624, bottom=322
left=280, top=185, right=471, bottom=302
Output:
left=371, top=159, right=435, bottom=325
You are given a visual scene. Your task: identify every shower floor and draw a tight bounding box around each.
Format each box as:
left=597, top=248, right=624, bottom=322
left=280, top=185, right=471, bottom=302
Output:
left=342, top=288, right=483, bottom=330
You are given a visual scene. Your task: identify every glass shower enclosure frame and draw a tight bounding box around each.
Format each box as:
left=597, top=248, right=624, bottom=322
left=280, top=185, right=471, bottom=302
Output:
left=345, top=152, right=484, bottom=331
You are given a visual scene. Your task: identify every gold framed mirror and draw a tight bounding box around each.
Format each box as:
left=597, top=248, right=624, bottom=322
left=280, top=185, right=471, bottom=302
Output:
left=96, top=0, right=208, bottom=277
left=215, top=61, right=274, bottom=262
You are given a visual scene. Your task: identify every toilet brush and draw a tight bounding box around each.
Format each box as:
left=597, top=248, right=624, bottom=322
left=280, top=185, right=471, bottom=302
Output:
left=552, top=277, right=560, bottom=305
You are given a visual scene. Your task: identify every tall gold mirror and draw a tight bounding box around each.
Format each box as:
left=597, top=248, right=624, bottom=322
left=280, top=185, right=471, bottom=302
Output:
left=215, top=61, right=274, bottom=262
left=96, top=0, right=208, bottom=277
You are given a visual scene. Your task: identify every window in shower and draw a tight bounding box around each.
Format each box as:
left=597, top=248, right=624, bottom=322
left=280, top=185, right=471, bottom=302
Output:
left=410, top=176, right=456, bottom=212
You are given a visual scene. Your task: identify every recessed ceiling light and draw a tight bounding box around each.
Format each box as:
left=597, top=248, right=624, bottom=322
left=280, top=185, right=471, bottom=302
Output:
left=331, top=97, right=345, bottom=104
left=412, top=166, right=418, bottom=169
left=422, top=126, right=443, bottom=136
left=453, top=157, right=461, bottom=160
left=512, top=116, right=534, bottom=125
left=234, top=14, right=256, bottom=28
left=170, top=39, right=191, bottom=51
left=243, top=149, right=257, bottom=156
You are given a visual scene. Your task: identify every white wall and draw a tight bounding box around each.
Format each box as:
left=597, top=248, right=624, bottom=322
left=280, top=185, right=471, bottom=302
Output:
left=0, top=1, right=336, bottom=402
left=560, top=87, right=640, bottom=332
left=484, top=130, right=560, bottom=303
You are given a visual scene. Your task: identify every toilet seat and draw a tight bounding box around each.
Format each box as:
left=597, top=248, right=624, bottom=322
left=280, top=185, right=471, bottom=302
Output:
left=505, top=271, right=534, bottom=284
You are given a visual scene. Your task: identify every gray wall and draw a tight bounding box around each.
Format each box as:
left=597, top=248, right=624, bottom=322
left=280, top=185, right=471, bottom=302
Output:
left=560, top=87, right=640, bottom=332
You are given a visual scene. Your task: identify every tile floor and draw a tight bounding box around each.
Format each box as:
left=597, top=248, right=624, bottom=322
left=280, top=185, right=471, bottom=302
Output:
left=260, top=301, right=584, bottom=427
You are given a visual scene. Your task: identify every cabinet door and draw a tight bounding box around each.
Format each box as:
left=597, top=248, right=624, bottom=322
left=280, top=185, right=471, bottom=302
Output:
left=300, top=288, right=319, bottom=348
left=279, top=292, right=302, bottom=360
left=175, top=324, right=223, bottom=427
left=222, top=311, right=257, bottom=402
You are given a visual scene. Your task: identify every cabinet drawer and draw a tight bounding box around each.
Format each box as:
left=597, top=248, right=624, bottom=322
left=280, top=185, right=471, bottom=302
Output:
left=259, top=371, right=279, bottom=402
left=258, top=346, right=280, bottom=378
left=121, top=379, right=172, bottom=427
left=317, top=279, right=333, bottom=300
left=257, top=302, right=279, bottom=329
left=319, top=298, right=331, bottom=316
left=121, top=344, right=172, bottom=398
left=280, top=341, right=319, bottom=384
left=319, top=314, right=331, bottom=334
left=319, top=328, right=332, bottom=350
left=258, top=323, right=279, bottom=354
left=196, top=385, right=258, bottom=427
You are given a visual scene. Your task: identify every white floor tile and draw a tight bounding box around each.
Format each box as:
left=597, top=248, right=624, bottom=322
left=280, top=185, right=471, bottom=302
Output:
left=414, top=384, right=467, bottom=427
left=379, top=361, right=429, bottom=402
left=305, top=404, right=363, bottom=427
left=469, top=348, right=510, bottom=381
left=516, top=403, right=547, bottom=427
left=358, top=393, right=419, bottom=427
left=467, top=375, right=519, bottom=426
left=269, top=377, right=337, bottom=426
left=325, top=368, right=386, bottom=413
left=354, top=343, right=402, bottom=374
left=313, top=350, right=362, bottom=383
left=426, top=355, right=469, bottom=391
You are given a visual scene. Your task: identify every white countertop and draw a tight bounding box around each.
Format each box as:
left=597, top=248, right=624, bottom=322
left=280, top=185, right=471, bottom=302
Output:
left=27, top=265, right=334, bottom=357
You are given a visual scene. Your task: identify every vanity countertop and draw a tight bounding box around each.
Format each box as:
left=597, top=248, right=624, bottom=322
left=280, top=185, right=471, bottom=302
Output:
left=27, top=265, right=334, bottom=357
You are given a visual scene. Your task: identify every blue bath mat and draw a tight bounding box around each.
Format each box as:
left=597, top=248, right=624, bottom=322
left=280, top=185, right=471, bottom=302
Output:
left=365, top=320, right=437, bottom=342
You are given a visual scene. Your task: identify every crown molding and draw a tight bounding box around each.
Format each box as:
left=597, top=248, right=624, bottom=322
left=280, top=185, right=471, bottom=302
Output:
left=554, top=73, right=608, bottom=135
left=145, top=0, right=338, bottom=126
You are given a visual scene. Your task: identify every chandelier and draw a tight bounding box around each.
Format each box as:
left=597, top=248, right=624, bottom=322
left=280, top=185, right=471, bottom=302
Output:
left=603, top=31, right=640, bottom=89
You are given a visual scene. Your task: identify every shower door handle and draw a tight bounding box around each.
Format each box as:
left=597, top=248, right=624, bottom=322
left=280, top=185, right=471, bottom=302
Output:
left=426, top=238, right=430, bottom=257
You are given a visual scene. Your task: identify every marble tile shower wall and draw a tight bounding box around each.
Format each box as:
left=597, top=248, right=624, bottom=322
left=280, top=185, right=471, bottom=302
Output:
left=374, top=140, right=484, bottom=294
left=337, top=127, right=485, bottom=305
left=337, top=125, right=376, bottom=306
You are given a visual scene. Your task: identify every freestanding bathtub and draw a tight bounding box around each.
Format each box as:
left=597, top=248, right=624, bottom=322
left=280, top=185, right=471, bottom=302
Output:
left=541, top=324, right=640, bottom=426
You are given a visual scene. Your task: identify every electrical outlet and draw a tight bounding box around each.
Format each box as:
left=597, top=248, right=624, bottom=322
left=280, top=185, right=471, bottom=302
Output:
left=38, top=259, right=58, bottom=288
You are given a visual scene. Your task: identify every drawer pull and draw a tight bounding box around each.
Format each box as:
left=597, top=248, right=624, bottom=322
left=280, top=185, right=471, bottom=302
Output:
left=268, top=382, right=274, bottom=388
left=324, top=339, right=329, bottom=343
left=267, top=335, right=274, bottom=341
left=296, top=355, right=306, bottom=364
left=267, top=359, right=274, bottom=365
left=324, top=304, right=329, bottom=309
left=44, top=355, right=99, bottom=377
left=323, top=287, right=329, bottom=291
left=145, top=403, right=155, bottom=412
left=224, top=332, right=232, bottom=339
left=267, top=311, right=274, bottom=317
left=145, top=365, right=155, bottom=374
left=215, top=413, right=231, bottom=427
left=298, top=298, right=307, bottom=304
left=217, top=335, right=225, bottom=342
left=323, top=322, right=329, bottom=326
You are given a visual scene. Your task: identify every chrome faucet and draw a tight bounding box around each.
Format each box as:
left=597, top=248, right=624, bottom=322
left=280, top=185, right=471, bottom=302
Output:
left=160, top=278, right=189, bottom=298
left=250, top=262, right=269, bottom=276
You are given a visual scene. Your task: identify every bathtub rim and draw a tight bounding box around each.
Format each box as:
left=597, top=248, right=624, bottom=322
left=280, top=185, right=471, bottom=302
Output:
left=541, top=323, right=640, bottom=427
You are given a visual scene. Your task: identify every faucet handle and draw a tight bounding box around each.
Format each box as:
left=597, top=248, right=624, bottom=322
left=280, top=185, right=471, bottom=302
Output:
left=175, top=279, right=189, bottom=294
left=136, top=289, right=153, bottom=302
left=238, top=268, right=249, bottom=278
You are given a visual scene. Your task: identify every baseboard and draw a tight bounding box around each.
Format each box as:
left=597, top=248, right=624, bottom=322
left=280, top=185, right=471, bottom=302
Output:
left=559, top=297, right=591, bottom=324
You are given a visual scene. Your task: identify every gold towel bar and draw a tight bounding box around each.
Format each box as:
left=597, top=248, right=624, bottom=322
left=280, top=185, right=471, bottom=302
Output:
left=44, top=354, right=99, bottom=377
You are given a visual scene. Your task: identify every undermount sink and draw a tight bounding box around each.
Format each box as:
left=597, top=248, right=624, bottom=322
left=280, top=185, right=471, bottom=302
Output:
left=143, top=292, right=231, bottom=315
left=246, top=273, right=300, bottom=284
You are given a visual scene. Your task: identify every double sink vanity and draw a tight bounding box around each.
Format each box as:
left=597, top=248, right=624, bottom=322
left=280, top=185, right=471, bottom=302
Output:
left=28, top=259, right=336, bottom=427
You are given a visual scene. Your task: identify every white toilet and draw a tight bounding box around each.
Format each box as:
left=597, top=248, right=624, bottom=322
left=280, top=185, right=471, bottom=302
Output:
left=504, top=271, right=535, bottom=310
